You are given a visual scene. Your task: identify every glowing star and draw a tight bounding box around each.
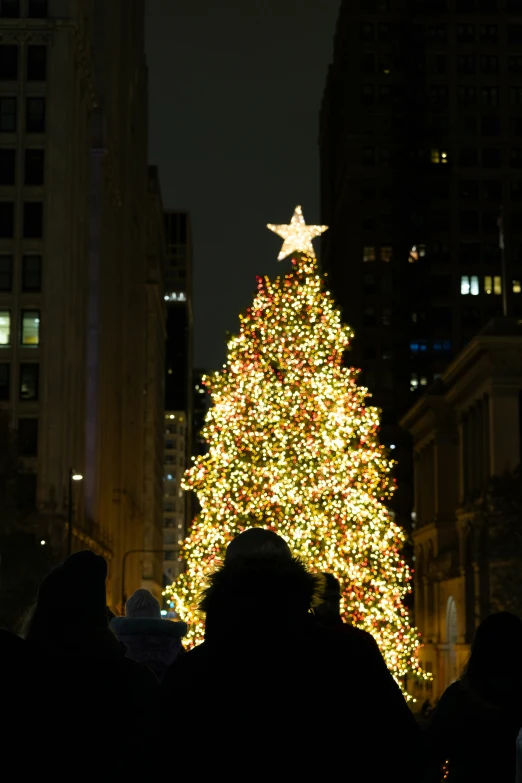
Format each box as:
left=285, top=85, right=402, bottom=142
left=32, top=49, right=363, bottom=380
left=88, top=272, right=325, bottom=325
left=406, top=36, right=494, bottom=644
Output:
left=267, top=205, right=328, bottom=261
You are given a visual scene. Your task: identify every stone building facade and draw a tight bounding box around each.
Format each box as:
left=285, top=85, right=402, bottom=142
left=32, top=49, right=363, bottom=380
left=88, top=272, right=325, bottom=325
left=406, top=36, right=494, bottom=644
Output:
left=401, top=319, right=522, bottom=701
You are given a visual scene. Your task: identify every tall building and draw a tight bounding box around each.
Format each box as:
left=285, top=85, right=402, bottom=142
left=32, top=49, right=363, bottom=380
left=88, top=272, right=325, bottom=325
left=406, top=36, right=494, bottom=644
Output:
left=320, top=0, right=522, bottom=524
left=401, top=319, right=522, bottom=699
left=163, top=211, right=193, bottom=584
left=0, top=0, right=165, bottom=608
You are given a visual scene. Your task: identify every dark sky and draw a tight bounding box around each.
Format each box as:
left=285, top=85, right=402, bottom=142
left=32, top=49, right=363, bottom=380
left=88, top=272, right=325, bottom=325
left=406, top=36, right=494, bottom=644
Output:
left=145, top=0, right=341, bottom=371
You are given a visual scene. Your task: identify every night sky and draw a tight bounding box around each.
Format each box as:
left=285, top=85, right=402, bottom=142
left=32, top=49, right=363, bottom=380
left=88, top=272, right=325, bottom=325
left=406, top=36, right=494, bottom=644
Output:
left=145, top=0, right=340, bottom=371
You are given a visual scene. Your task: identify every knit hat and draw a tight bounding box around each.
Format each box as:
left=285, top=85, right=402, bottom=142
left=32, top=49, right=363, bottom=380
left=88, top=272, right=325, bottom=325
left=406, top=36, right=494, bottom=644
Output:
left=125, top=589, right=161, bottom=619
left=225, top=528, right=292, bottom=564
left=37, top=550, right=107, bottom=625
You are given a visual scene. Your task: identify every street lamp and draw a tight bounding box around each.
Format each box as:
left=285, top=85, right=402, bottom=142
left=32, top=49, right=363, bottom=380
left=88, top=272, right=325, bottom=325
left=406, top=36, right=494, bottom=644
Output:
left=67, top=468, right=83, bottom=556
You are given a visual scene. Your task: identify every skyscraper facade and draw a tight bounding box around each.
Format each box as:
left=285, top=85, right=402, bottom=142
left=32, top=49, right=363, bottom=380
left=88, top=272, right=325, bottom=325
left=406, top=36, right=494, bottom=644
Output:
left=320, top=0, right=522, bottom=524
left=163, top=210, right=193, bottom=584
left=0, top=0, right=165, bottom=607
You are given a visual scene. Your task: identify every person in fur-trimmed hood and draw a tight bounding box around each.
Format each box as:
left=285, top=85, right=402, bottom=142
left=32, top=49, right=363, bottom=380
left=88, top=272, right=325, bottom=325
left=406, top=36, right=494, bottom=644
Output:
left=111, top=589, right=187, bottom=681
left=161, top=529, right=422, bottom=781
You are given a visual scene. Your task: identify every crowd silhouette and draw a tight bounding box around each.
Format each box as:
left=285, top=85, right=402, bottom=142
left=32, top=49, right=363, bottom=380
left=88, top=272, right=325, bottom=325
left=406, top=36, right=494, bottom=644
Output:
left=1, top=529, right=521, bottom=781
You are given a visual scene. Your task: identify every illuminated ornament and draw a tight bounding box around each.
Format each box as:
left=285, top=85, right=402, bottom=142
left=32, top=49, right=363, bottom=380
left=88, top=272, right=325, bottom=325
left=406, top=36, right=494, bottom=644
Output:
left=267, top=205, right=328, bottom=261
left=164, top=213, right=430, bottom=700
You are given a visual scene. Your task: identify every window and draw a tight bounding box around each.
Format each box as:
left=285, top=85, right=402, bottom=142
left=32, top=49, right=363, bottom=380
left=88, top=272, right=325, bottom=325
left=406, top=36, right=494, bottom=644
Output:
left=23, top=202, right=43, bottom=238
left=508, top=26, right=522, bottom=45
left=0, top=202, right=14, bottom=238
left=382, top=345, right=393, bottom=360
left=0, top=255, right=11, bottom=295
left=21, top=310, right=40, bottom=346
left=0, top=97, right=16, bottom=132
left=382, top=308, right=392, bottom=326
left=18, top=418, right=38, bottom=457
left=458, top=86, right=476, bottom=107
left=410, top=341, right=428, bottom=355
left=28, top=0, right=47, bottom=16
left=513, top=280, right=521, bottom=294
left=428, top=54, right=447, bottom=75
left=481, top=87, right=498, bottom=106
left=0, top=311, right=10, bottom=344
left=460, top=115, right=478, bottom=136
left=482, top=148, right=501, bottom=168
left=0, top=149, right=15, bottom=185
left=363, top=307, right=376, bottom=327
left=361, top=23, right=374, bottom=41
left=380, top=245, right=392, bottom=262
left=26, top=45, right=46, bottom=81
left=363, top=273, right=377, bottom=294
left=362, top=52, right=375, bottom=73
left=378, top=23, right=389, bottom=41
left=26, top=97, right=45, bottom=133
left=457, top=25, right=475, bottom=43
left=457, top=56, right=476, bottom=75
left=433, top=340, right=452, bottom=353
left=512, top=149, right=522, bottom=168
left=461, top=276, right=480, bottom=295
left=510, top=87, right=522, bottom=107
left=360, top=85, right=374, bottom=105
left=479, top=25, right=497, bottom=42
left=0, top=0, right=19, bottom=17
left=24, top=149, right=44, bottom=185
left=0, top=363, right=9, bottom=400
left=494, top=276, right=502, bottom=295
left=459, top=148, right=479, bottom=168
left=429, top=86, right=448, bottom=106
left=459, top=181, right=478, bottom=200
left=22, top=255, right=41, bottom=292
left=481, top=115, right=500, bottom=136
left=0, top=45, right=18, bottom=80
left=362, top=147, right=375, bottom=165
left=509, top=56, right=522, bottom=75
left=480, top=56, right=498, bottom=75
left=363, top=246, right=376, bottom=262
left=410, top=374, right=420, bottom=391
left=431, top=148, right=448, bottom=164
left=460, top=242, right=480, bottom=262
left=460, top=211, right=479, bottom=231
left=378, top=85, right=392, bottom=103
left=20, top=364, right=39, bottom=401
left=409, top=244, right=425, bottom=263
left=512, top=181, right=522, bottom=201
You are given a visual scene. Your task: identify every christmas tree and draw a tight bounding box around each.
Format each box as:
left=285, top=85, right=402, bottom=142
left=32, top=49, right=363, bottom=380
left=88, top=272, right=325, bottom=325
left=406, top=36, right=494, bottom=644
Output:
left=165, top=206, right=427, bottom=694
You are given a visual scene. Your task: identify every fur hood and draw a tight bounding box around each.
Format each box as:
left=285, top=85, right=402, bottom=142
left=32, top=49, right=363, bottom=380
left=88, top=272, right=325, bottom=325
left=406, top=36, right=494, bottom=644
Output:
left=110, top=617, right=187, bottom=638
left=201, top=555, right=323, bottom=645
left=110, top=617, right=186, bottom=681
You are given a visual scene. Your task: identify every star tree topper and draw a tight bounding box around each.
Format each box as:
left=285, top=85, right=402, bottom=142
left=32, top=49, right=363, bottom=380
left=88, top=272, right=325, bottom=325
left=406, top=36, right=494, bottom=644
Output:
left=267, top=205, right=328, bottom=261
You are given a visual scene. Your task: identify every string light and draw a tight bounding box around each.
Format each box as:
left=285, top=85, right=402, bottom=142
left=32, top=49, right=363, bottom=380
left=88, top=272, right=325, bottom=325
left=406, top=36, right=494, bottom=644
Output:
left=267, top=205, right=328, bottom=261
left=164, top=232, right=430, bottom=698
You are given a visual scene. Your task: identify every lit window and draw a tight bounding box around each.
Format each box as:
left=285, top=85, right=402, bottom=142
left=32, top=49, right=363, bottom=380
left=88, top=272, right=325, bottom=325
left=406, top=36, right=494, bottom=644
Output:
left=484, top=275, right=493, bottom=294
left=471, top=276, right=479, bottom=295
left=410, top=374, right=419, bottom=391
left=363, top=246, right=376, bottom=262
left=420, top=376, right=428, bottom=386
left=380, top=245, right=392, bottom=262
left=513, top=280, right=521, bottom=293
left=0, top=310, right=10, bottom=344
left=410, top=341, right=428, bottom=354
left=431, top=148, right=448, bottom=164
left=494, top=275, right=502, bottom=295
left=409, top=244, right=426, bottom=263
left=461, top=276, right=471, bottom=295
left=21, top=310, right=40, bottom=345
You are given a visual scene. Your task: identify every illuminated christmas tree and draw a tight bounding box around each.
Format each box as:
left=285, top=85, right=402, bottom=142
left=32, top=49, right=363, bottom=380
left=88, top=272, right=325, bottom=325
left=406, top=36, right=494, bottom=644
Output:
left=165, top=206, right=427, bottom=693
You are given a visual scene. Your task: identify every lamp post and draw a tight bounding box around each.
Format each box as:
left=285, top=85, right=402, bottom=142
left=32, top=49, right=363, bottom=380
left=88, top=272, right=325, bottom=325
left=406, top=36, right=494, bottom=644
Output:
left=67, top=468, right=83, bottom=556
left=121, top=547, right=180, bottom=613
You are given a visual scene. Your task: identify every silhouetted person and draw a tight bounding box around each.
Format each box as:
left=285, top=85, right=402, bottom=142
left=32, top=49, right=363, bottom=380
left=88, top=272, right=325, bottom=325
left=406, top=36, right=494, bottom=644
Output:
left=313, top=572, right=343, bottom=627
left=425, top=612, right=522, bottom=782
left=25, top=551, right=158, bottom=777
left=110, top=588, right=187, bottom=681
left=421, top=698, right=433, bottom=719
left=162, top=528, right=422, bottom=781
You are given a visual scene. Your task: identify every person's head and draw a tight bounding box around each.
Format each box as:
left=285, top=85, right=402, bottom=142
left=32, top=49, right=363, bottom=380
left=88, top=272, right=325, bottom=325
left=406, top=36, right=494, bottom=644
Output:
left=224, top=528, right=292, bottom=565
left=313, top=573, right=342, bottom=626
left=125, top=589, right=161, bottom=619
left=24, top=550, right=108, bottom=644
left=465, top=612, right=522, bottom=697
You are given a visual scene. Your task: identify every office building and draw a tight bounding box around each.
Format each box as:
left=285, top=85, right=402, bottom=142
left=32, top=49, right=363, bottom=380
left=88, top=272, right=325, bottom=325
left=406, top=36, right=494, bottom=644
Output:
left=0, top=0, right=165, bottom=608
left=163, top=211, right=193, bottom=584
left=401, top=319, right=522, bottom=700
left=320, top=0, right=522, bottom=525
